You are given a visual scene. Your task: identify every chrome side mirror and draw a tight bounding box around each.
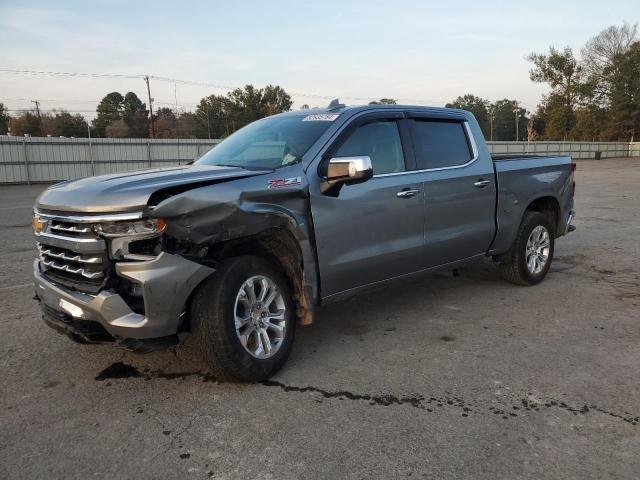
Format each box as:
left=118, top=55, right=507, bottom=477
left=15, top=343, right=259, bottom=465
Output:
left=325, top=156, right=373, bottom=183
left=320, top=156, right=373, bottom=195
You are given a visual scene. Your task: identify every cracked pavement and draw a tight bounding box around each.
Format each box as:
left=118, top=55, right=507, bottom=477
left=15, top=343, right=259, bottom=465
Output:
left=1, top=158, right=639, bottom=479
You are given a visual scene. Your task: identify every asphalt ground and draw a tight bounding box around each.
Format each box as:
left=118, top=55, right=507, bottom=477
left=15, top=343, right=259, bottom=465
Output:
left=1, top=158, right=639, bottom=479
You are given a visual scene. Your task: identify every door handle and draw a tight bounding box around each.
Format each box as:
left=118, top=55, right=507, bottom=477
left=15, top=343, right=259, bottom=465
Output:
left=396, top=189, right=421, bottom=198
left=473, top=179, right=491, bottom=188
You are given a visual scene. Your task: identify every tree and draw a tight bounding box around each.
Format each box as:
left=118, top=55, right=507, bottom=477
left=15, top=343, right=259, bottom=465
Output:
left=91, top=91, right=149, bottom=138
left=581, top=23, right=638, bottom=106
left=195, top=94, right=231, bottom=139
left=92, top=92, right=124, bottom=137
left=226, top=84, right=265, bottom=129
left=195, top=84, right=293, bottom=138
left=446, top=94, right=490, bottom=138
left=9, top=112, right=42, bottom=136
left=606, top=42, right=640, bottom=140
left=0, top=103, right=9, bottom=134
left=105, top=118, right=130, bottom=138
left=153, top=107, right=178, bottom=138
left=533, top=93, right=576, bottom=140
left=582, top=23, right=638, bottom=78
left=176, top=112, right=206, bottom=138
left=491, top=99, right=528, bottom=141
left=527, top=47, right=583, bottom=138
left=261, top=85, right=293, bottom=116
left=122, top=92, right=149, bottom=137
left=41, top=110, right=89, bottom=137
left=571, top=105, right=608, bottom=141
left=369, top=98, right=397, bottom=105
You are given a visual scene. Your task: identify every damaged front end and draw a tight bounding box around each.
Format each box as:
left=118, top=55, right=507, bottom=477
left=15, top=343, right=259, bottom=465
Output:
left=33, top=209, right=214, bottom=352
left=33, top=164, right=319, bottom=353
left=150, top=168, right=319, bottom=326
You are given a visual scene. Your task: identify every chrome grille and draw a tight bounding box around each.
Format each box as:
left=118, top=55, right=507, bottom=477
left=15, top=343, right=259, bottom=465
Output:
left=35, top=214, right=109, bottom=285
left=37, top=244, right=105, bottom=279
left=48, top=220, right=93, bottom=236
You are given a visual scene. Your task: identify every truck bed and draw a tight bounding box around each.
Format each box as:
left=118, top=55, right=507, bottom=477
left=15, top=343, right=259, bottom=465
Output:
left=492, top=154, right=566, bottom=161
left=490, top=154, right=573, bottom=255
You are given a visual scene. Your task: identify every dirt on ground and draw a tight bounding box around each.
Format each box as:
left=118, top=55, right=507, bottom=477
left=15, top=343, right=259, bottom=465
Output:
left=1, top=158, right=639, bottom=479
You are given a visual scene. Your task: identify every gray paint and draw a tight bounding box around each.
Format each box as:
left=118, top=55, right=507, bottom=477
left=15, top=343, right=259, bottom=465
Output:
left=150, top=164, right=320, bottom=306
left=34, top=253, right=213, bottom=338
left=491, top=156, right=573, bottom=254
left=36, top=164, right=261, bottom=213
left=33, top=104, right=575, bottom=340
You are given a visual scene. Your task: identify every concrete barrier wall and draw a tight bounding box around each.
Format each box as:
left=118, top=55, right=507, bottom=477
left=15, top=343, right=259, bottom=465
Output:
left=486, top=141, right=632, bottom=159
left=0, top=135, right=638, bottom=184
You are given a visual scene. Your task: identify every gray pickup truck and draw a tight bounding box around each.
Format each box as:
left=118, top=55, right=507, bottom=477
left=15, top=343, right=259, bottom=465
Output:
left=33, top=103, right=575, bottom=381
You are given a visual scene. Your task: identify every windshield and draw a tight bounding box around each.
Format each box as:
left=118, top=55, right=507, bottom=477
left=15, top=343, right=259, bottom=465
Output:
left=196, top=115, right=335, bottom=169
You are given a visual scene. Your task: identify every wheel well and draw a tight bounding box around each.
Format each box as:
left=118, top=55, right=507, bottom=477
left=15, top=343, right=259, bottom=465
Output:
left=206, top=228, right=312, bottom=325
left=526, top=196, right=560, bottom=234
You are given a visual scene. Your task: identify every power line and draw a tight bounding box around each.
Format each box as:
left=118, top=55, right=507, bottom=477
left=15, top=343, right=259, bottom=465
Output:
left=0, top=69, right=142, bottom=80
left=0, top=68, right=540, bottom=111
left=4, top=108, right=97, bottom=113
left=0, top=68, right=449, bottom=105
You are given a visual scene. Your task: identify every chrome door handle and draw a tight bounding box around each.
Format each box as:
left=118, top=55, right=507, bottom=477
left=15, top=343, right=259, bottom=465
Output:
left=396, top=189, right=421, bottom=198
left=473, top=179, right=491, bottom=188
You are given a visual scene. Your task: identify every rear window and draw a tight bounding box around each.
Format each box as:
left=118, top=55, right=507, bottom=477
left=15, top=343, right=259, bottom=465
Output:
left=411, top=120, right=473, bottom=169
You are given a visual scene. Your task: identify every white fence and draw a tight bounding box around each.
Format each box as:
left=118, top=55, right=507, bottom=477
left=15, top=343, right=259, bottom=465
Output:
left=0, top=136, right=221, bottom=184
left=0, top=135, right=638, bottom=184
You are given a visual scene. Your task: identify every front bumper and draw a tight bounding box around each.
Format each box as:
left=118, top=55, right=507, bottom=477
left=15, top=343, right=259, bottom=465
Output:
left=34, top=252, right=214, bottom=340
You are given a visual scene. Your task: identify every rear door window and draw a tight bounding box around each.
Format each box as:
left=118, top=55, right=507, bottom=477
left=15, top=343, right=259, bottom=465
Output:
left=411, top=120, right=473, bottom=169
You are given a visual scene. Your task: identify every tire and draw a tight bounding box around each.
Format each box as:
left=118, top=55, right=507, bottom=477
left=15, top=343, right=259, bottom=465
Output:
left=190, top=255, right=296, bottom=382
left=499, top=211, right=555, bottom=286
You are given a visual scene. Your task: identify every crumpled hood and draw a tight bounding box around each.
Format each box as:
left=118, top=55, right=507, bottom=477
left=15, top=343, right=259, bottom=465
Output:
left=36, top=165, right=266, bottom=213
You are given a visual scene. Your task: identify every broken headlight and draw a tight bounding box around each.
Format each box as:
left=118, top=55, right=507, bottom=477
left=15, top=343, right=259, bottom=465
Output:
left=93, top=218, right=166, bottom=237
left=94, top=218, right=167, bottom=260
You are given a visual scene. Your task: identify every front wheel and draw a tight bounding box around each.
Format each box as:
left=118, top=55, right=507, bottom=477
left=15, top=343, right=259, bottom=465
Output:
left=499, top=211, right=555, bottom=286
left=190, top=255, right=296, bottom=382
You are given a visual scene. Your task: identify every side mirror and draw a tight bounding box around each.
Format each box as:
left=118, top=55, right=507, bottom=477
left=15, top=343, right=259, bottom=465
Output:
left=320, top=156, right=373, bottom=195
left=325, top=156, right=373, bottom=183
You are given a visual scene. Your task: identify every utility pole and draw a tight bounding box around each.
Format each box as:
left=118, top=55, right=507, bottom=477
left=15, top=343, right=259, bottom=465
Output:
left=31, top=100, right=41, bottom=118
left=206, top=103, right=211, bottom=139
left=487, top=105, right=494, bottom=141
left=31, top=100, right=43, bottom=135
left=144, top=76, right=155, bottom=138
left=174, top=82, right=180, bottom=138
left=513, top=101, right=519, bottom=141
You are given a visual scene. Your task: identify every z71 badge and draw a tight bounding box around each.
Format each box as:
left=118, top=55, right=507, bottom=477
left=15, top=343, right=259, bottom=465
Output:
left=268, top=177, right=302, bottom=189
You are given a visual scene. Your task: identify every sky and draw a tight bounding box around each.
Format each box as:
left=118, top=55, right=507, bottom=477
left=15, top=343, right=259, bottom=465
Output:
left=1, top=0, right=638, bottom=119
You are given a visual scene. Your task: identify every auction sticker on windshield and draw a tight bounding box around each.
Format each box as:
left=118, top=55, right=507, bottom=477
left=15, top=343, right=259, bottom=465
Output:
left=302, top=114, right=340, bottom=121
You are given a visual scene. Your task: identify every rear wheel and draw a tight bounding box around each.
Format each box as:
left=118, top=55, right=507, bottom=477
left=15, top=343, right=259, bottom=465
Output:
left=190, top=255, right=296, bottom=382
left=499, top=211, right=554, bottom=286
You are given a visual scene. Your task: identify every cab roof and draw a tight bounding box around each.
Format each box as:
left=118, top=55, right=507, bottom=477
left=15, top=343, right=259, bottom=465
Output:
left=276, top=103, right=469, bottom=119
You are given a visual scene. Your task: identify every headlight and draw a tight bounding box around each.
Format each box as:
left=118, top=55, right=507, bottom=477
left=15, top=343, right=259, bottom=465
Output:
left=96, top=218, right=167, bottom=260
left=94, top=218, right=166, bottom=237
left=32, top=213, right=47, bottom=234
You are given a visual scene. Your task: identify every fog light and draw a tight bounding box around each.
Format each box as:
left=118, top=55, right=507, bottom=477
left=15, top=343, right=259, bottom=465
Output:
left=59, top=298, right=84, bottom=318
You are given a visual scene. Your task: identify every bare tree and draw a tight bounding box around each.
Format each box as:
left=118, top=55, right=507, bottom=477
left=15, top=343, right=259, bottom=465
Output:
left=582, top=22, right=638, bottom=76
